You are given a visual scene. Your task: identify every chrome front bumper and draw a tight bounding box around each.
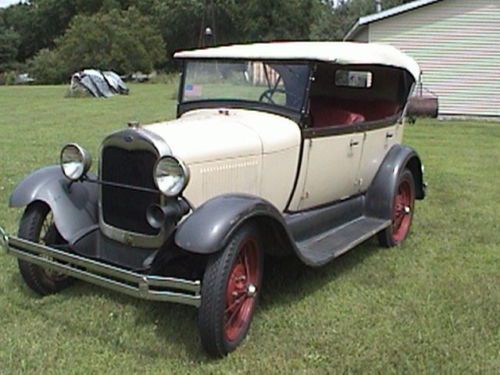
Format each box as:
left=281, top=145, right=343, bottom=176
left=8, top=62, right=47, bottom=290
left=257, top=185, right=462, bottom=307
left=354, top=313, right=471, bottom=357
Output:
left=0, top=226, right=201, bottom=307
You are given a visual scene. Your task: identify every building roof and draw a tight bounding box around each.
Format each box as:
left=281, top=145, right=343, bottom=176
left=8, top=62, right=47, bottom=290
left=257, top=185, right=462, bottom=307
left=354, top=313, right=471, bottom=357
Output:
left=174, top=41, right=421, bottom=81
left=344, top=0, right=444, bottom=40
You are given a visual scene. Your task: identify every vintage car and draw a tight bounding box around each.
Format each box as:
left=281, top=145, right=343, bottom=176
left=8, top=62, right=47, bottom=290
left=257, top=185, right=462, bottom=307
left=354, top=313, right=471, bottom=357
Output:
left=0, top=42, right=425, bottom=357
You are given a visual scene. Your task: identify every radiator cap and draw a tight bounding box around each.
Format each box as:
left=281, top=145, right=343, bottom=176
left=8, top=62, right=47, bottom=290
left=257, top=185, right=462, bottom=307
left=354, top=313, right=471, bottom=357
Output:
left=127, top=120, right=141, bottom=129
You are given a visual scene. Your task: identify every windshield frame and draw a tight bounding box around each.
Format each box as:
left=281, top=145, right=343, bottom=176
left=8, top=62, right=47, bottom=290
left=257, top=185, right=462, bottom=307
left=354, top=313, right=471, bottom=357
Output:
left=176, top=59, right=313, bottom=123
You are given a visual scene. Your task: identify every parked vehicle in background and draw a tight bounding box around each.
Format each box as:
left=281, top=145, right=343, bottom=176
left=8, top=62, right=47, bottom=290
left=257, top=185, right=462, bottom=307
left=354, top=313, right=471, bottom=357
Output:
left=15, top=73, right=35, bottom=85
left=0, top=41, right=426, bottom=357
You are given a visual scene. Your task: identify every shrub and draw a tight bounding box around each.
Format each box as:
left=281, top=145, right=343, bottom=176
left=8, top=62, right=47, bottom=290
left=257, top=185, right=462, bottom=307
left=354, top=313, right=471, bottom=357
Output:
left=28, top=49, right=68, bottom=84
left=0, top=71, right=17, bottom=85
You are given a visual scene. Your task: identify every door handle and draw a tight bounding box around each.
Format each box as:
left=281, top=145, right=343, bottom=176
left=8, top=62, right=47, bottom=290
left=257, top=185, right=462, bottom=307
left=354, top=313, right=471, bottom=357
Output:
left=350, top=139, right=360, bottom=147
left=386, top=132, right=394, bottom=139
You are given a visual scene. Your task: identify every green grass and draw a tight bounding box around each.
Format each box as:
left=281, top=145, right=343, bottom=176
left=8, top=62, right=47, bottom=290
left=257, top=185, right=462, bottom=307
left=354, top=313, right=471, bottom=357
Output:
left=0, top=85, right=499, bottom=374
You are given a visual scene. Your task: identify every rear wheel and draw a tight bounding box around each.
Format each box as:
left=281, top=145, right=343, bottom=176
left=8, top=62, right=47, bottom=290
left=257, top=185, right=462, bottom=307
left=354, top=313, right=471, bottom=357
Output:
left=378, top=169, right=416, bottom=247
left=17, top=202, right=75, bottom=296
left=198, top=224, right=263, bottom=357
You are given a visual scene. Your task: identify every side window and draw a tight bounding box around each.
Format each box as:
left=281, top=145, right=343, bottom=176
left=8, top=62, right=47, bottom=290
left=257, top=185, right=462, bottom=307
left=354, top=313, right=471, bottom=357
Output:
left=308, top=64, right=406, bottom=130
left=335, top=70, right=373, bottom=88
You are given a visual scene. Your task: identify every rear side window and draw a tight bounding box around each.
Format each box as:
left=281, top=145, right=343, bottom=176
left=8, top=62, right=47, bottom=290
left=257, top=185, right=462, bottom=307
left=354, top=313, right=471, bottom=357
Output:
left=335, top=70, right=372, bottom=88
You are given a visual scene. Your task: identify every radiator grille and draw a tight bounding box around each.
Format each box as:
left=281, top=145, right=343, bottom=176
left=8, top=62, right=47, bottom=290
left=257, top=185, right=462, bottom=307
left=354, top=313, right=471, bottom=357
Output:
left=101, top=146, right=160, bottom=235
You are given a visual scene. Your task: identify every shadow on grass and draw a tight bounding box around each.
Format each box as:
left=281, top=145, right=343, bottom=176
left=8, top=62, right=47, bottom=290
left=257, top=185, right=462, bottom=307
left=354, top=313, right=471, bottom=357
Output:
left=260, top=238, right=381, bottom=310
left=6, top=237, right=382, bottom=363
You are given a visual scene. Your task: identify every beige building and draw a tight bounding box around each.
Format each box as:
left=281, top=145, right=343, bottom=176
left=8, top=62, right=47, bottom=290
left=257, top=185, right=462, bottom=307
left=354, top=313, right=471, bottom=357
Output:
left=345, top=0, right=500, bottom=118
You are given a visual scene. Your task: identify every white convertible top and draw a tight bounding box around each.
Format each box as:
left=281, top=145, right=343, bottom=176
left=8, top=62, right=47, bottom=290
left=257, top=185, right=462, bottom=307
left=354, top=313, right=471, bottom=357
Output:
left=174, top=42, right=421, bottom=81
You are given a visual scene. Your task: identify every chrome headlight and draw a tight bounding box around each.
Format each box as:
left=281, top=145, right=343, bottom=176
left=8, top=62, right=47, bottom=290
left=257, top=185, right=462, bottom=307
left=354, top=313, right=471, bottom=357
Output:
left=154, top=156, right=190, bottom=197
left=60, top=143, right=92, bottom=181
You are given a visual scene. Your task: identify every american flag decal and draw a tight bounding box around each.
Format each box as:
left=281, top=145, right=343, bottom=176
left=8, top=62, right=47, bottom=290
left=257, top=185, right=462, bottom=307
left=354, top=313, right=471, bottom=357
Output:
left=185, top=84, right=202, bottom=97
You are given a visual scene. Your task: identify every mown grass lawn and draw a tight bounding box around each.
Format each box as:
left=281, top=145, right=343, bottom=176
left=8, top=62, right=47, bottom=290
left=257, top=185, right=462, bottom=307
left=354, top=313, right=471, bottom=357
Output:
left=0, top=85, right=498, bottom=374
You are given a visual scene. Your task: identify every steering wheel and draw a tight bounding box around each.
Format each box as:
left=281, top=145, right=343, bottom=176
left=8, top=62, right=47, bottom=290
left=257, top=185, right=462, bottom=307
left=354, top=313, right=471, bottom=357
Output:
left=259, top=88, right=288, bottom=104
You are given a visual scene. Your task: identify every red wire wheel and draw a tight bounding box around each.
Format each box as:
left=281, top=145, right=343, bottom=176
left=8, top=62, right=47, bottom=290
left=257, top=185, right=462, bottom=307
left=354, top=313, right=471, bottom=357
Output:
left=378, top=169, right=416, bottom=247
left=392, top=175, right=414, bottom=243
left=198, top=224, right=263, bottom=357
left=224, top=237, right=261, bottom=342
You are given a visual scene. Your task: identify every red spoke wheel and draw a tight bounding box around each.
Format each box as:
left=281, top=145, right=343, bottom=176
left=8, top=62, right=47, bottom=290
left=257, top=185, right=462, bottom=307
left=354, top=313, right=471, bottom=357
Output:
left=17, top=202, right=75, bottom=295
left=378, top=169, right=416, bottom=247
left=198, top=224, right=263, bottom=357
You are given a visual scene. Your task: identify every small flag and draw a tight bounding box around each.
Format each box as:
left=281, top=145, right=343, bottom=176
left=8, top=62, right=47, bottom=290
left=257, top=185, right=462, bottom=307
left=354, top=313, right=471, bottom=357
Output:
left=185, top=84, right=202, bottom=97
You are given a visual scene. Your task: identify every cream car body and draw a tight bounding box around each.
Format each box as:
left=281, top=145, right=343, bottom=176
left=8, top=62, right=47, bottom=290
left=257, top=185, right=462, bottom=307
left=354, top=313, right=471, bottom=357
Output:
left=145, top=108, right=301, bottom=210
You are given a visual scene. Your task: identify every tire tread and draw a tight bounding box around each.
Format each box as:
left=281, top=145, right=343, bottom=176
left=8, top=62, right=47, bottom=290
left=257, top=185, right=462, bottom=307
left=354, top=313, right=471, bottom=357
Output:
left=17, top=202, right=74, bottom=296
left=198, top=224, right=262, bottom=357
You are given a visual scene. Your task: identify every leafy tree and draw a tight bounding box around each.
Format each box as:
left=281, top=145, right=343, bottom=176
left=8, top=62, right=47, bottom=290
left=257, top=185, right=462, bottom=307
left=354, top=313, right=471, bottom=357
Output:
left=1, top=3, right=38, bottom=62
left=1, top=0, right=125, bottom=62
left=28, top=7, right=165, bottom=83
left=153, top=0, right=204, bottom=58
left=236, top=0, right=317, bottom=42
left=311, top=0, right=416, bottom=41
left=151, top=0, right=317, bottom=65
left=5, top=0, right=420, bottom=80
left=0, top=19, right=21, bottom=72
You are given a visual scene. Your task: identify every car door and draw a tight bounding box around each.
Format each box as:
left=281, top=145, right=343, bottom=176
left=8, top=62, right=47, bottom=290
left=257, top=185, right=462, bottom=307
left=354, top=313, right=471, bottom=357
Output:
left=357, top=121, right=402, bottom=192
left=289, top=128, right=364, bottom=211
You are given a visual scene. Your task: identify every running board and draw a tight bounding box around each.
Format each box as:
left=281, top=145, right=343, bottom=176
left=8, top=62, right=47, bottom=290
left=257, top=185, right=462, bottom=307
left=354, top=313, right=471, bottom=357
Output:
left=296, top=217, right=390, bottom=266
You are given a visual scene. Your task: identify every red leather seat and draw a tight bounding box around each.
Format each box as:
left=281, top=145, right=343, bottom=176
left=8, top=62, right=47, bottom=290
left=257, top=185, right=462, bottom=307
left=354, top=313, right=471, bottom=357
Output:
left=310, top=97, right=400, bottom=127
left=310, top=99, right=365, bottom=128
left=344, top=100, right=400, bottom=121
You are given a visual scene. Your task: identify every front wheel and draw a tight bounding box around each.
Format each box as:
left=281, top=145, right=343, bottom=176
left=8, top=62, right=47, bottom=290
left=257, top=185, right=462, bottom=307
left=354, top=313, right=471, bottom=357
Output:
left=198, top=224, right=263, bottom=357
left=17, top=202, right=75, bottom=296
left=378, top=169, right=416, bottom=247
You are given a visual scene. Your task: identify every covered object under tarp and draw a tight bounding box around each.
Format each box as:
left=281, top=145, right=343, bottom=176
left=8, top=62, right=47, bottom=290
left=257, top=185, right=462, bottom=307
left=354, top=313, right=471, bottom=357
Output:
left=69, top=70, right=129, bottom=98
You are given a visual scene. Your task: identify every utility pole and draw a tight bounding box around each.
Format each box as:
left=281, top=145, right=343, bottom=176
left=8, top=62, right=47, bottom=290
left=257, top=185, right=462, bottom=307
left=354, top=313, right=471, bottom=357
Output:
left=198, top=0, right=217, bottom=48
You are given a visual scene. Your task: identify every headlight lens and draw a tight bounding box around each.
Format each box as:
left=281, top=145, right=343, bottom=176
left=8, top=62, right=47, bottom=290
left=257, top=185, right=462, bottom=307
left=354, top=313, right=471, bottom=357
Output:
left=154, top=156, right=189, bottom=197
left=60, top=143, right=92, bottom=181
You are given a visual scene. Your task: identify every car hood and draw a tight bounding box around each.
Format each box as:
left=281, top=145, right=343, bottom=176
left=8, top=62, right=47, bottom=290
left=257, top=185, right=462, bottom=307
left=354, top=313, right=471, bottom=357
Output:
left=144, top=109, right=300, bottom=164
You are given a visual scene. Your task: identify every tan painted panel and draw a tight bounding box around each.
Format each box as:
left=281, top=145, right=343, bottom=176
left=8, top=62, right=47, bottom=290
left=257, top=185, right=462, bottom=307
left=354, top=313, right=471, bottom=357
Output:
left=260, top=147, right=301, bottom=210
left=358, top=124, right=399, bottom=191
left=296, top=133, right=364, bottom=210
left=148, top=109, right=301, bottom=211
left=146, top=113, right=262, bottom=164
left=287, top=140, right=312, bottom=211
left=184, top=156, right=261, bottom=208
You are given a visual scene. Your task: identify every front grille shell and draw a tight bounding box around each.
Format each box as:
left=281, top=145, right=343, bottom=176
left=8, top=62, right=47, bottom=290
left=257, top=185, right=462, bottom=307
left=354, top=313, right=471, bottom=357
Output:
left=101, top=146, right=161, bottom=235
left=98, top=128, right=171, bottom=248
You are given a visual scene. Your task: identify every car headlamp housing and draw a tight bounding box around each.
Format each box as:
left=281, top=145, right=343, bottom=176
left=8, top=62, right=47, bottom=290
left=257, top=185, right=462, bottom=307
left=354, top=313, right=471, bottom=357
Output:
left=60, top=143, right=92, bottom=181
left=154, top=156, right=190, bottom=197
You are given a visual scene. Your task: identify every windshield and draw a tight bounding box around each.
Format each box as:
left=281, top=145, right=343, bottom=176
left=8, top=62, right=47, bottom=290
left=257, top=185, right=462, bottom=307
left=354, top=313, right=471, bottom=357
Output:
left=181, top=60, right=310, bottom=112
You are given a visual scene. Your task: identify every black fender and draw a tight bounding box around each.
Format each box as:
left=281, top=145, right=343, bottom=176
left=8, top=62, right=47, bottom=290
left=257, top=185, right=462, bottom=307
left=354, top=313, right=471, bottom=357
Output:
left=9, top=165, right=98, bottom=244
left=175, top=193, right=295, bottom=256
left=365, top=144, right=426, bottom=220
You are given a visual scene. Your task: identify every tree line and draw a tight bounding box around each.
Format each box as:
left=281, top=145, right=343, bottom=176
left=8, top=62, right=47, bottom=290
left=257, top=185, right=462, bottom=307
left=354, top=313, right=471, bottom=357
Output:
left=0, top=0, right=413, bottom=84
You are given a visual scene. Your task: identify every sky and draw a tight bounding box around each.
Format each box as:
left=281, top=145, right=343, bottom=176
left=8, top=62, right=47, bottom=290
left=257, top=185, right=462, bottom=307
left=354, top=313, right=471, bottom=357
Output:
left=0, top=0, right=24, bottom=8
